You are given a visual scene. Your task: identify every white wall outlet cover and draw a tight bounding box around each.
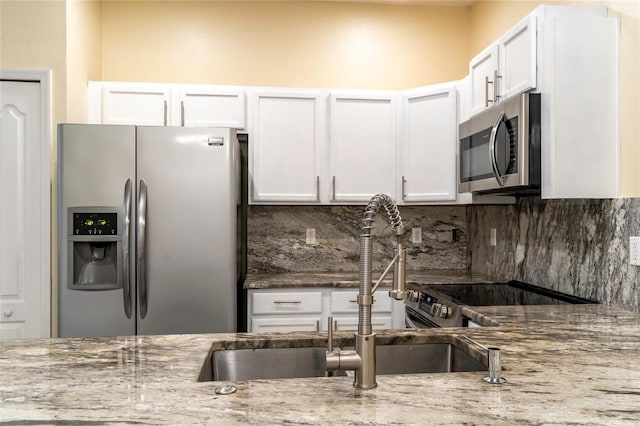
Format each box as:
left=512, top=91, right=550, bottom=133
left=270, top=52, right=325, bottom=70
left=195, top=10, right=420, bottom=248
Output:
left=306, top=228, right=317, bottom=245
left=490, top=228, right=497, bottom=247
left=630, top=236, right=640, bottom=266
left=411, top=227, right=422, bottom=244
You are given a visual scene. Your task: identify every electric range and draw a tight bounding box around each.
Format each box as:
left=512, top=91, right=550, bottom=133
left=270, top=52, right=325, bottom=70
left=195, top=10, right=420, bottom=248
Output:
left=404, top=281, right=598, bottom=328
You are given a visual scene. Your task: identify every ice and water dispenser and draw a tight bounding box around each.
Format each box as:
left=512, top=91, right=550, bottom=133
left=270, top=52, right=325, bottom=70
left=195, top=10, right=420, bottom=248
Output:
left=66, top=208, right=122, bottom=290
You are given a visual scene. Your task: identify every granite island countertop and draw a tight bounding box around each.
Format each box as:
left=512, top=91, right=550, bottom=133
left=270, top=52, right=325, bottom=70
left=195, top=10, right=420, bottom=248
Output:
left=2, top=302, right=639, bottom=424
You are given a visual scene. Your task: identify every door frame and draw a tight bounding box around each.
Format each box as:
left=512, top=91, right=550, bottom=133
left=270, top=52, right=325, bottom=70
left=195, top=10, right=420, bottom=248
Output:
left=1, top=69, right=52, bottom=337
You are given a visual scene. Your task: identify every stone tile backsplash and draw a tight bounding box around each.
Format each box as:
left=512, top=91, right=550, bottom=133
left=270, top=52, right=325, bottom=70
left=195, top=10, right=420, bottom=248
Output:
left=468, top=197, right=640, bottom=312
left=247, top=205, right=468, bottom=274
left=247, top=198, right=639, bottom=312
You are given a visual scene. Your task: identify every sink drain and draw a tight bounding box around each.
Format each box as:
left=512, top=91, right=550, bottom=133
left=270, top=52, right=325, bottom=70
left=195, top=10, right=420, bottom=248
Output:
left=215, top=384, right=237, bottom=395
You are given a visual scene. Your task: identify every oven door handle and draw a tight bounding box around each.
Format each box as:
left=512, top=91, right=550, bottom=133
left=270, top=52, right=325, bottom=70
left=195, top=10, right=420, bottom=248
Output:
left=405, top=313, right=419, bottom=329
left=489, top=111, right=506, bottom=187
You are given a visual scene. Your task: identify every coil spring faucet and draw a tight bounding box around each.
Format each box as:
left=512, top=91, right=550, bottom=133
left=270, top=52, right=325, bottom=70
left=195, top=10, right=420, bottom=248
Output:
left=326, top=194, right=407, bottom=389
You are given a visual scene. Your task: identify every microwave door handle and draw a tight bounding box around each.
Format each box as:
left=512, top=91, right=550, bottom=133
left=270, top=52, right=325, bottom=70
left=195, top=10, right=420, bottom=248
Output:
left=489, top=111, right=506, bottom=187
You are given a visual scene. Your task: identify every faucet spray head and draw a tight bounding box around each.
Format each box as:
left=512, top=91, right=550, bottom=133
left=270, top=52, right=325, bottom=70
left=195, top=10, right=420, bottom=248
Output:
left=390, top=243, right=407, bottom=300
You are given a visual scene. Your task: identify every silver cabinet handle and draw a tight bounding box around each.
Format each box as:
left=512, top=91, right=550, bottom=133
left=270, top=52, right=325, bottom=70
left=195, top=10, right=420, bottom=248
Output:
left=316, top=320, right=321, bottom=332
left=489, top=111, right=506, bottom=187
left=137, top=179, right=148, bottom=318
left=485, top=76, right=490, bottom=107
left=348, top=299, right=357, bottom=303
left=401, top=176, right=407, bottom=201
left=493, top=70, right=502, bottom=103
left=163, top=100, right=167, bottom=126
left=331, top=176, right=336, bottom=201
left=273, top=300, right=302, bottom=304
left=122, top=179, right=133, bottom=319
left=316, top=176, right=320, bottom=202
left=485, top=76, right=495, bottom=107
left=3, top=309, right=13, bottom=318
left=181, top=101, right=185, bottom=127
left=327, top=316, right=334, bottom=351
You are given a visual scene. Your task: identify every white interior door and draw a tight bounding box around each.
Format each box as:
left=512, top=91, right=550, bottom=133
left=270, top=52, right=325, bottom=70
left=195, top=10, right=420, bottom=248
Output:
left=0, top=79, right=50, bottom=338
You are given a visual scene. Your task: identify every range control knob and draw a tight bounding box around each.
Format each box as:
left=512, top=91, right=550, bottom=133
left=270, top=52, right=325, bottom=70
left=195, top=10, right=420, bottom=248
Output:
left=433, top=303, right=450, bottom=319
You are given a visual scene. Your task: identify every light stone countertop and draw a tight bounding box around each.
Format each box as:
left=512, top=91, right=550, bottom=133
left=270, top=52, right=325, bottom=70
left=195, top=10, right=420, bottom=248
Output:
left=244, top=270, right=502, bottom=289
left=1, top=302, right=639, bottom=424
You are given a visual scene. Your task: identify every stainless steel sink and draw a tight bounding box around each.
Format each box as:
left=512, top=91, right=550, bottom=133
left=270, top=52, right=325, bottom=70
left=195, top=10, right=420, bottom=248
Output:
left=200, top=343, right=486, bottom=382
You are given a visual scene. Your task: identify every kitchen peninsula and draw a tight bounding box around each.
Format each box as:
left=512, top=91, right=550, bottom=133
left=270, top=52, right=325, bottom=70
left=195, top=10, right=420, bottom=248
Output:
left=1, top=302, right=639, bottom=424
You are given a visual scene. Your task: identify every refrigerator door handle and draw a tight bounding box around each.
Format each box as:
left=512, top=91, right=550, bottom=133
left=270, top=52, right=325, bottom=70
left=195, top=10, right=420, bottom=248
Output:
left=137, top=179, right=148, bottom=319
left=122, top=179, right=133, bottom=318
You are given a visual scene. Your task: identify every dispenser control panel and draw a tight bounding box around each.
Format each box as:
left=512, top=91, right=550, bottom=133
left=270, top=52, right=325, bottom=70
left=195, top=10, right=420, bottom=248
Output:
left=73, top=212, right=118, bottom=236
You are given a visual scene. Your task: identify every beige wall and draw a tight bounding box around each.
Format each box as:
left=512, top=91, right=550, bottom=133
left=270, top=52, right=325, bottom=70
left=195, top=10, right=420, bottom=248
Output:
left=0, top=0, right=67, bottom=149
left=66, top=0, right=103, bottom=123
left=469, top=0, right=639, bottom=196
left=101, top=1, right=470, bottom=89
left=607, top=1, right=640, bottom=197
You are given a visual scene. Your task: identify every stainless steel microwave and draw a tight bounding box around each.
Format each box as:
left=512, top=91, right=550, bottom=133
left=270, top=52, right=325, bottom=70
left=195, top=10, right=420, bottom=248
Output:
left=458, top=92, right=541, bottom=194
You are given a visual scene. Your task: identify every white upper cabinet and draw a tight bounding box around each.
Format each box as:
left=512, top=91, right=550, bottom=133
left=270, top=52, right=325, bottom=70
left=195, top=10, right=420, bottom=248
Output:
left=499, top=16, right=537, bottom=100
left=539, top=13, right=619, bottom=198
left=400, top=84, right=457, bottom=203
left=91, top=82, right=171, bottom=126
left=469, top=44, right=499, bottom=117
left=88, top=81, right=246, bottom=128
left=469, top=16, right=536, bottom=117
left=468, top=6, right=607, bottom=119
left=249, top=89, right=325, bottom=203
left=175, top=85, right=245, bottom=128
left=328, top=91, right=397, bottom=202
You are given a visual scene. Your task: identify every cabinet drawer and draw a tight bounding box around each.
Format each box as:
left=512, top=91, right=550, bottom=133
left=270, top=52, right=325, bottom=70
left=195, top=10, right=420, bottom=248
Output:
left=330, top=290, right=392, bottom=314
left=333, top=315, right=393, bottom=331
left=251, top=317, right=321, bottom=333
left=252, top=291, right=323, bottom=315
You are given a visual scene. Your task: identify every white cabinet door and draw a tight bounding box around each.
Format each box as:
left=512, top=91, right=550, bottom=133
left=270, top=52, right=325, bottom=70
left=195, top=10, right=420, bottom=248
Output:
left=468, top=45, right=498, bottom=117
left=328, top=92, right=397, bottom=202
left=249, top=90, right=325, bottom=203
left=400, top=85, right=457, bottom=202
left=100, top=83, right=171, bottom=126
left=176, top=85, right=245, bottom=128
left=499, top=16, right=537, bottom=100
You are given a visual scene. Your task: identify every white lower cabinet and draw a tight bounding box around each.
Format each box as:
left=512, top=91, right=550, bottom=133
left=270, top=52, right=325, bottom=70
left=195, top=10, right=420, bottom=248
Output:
left=248, top=288, right=404, bottom=333
left=249, top=290, right=323, bottom=333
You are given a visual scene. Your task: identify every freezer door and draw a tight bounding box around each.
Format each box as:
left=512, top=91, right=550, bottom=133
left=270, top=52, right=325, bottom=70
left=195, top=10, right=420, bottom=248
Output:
left=136, top=127, right=237, bottom=335
left=58, top=124, right=136, bottom=337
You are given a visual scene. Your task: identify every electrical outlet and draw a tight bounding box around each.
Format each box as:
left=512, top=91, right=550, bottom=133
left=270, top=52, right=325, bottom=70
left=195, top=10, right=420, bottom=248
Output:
left=411, top=227, right=422, bottom=244
left=630, top=236, right=640, bottom=266
left=305, top=228, right=316, bottom=245
left=490, top=228, right=497, bottom=247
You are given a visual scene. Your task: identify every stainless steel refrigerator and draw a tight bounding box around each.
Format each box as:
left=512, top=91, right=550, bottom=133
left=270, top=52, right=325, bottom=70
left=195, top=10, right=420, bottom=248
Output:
left=57, top=124, right=238, bottom=337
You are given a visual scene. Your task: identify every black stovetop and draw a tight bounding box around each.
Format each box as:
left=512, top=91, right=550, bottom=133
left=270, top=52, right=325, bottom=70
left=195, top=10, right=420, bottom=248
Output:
left=423, top=281, right=598, bottom=306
